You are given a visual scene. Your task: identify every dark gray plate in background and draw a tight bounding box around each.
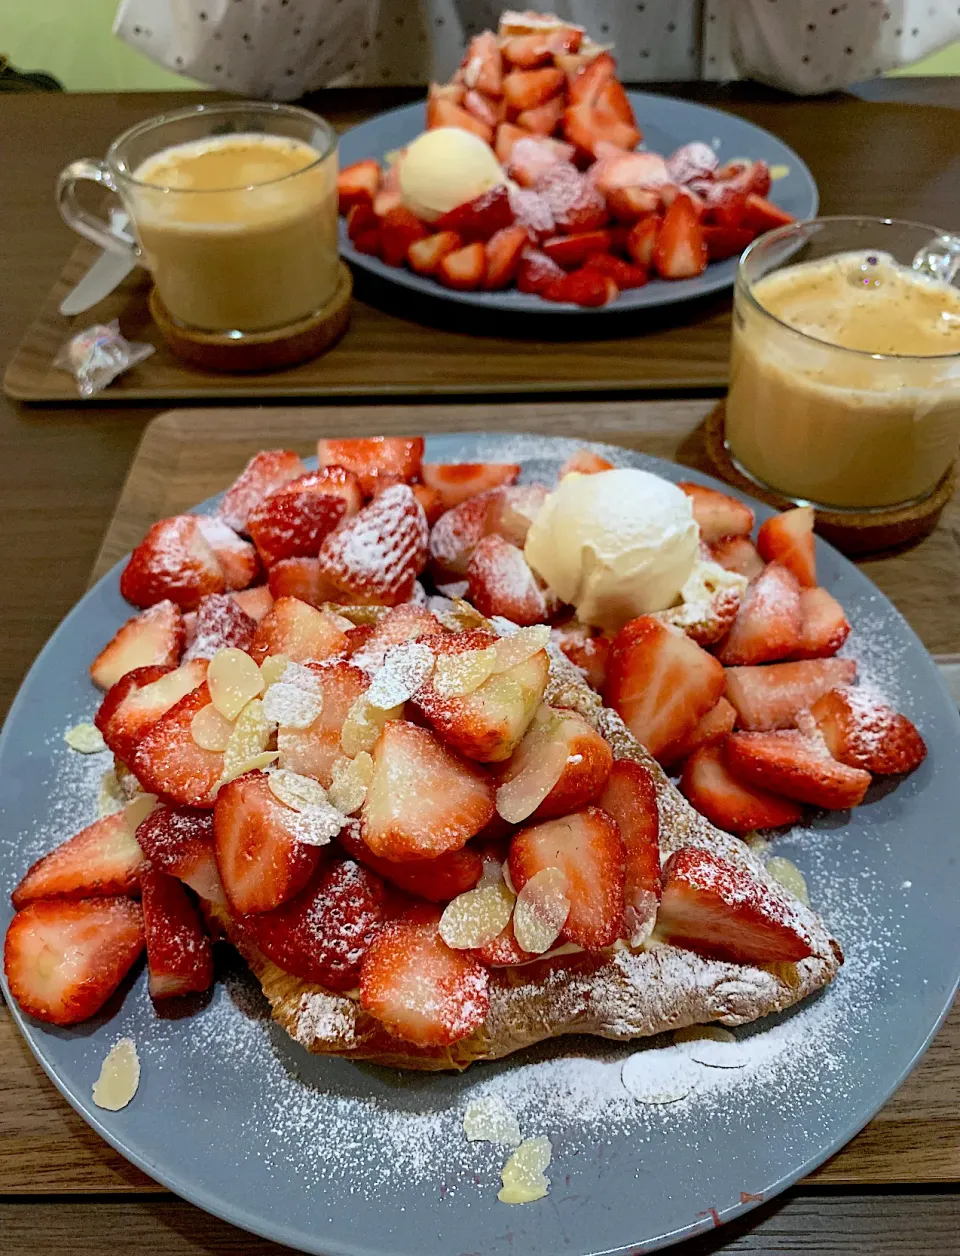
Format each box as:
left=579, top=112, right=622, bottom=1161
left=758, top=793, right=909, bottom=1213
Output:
left=1, top=433, right=958, bottom=1256
left=337, top=95, right=819, bottom=313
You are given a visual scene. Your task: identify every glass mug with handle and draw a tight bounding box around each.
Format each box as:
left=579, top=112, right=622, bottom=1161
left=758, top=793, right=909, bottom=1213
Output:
left=57, top=101, right=340, bottom=335
left=726, top=215, right=960, bottom=512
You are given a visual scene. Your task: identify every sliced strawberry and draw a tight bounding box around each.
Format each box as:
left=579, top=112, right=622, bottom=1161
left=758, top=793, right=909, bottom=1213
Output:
left=715, top=564, right=802, bottom=666
left=411, top=483, right=446, bottom=526
left=583, top=253, right=649, bottom=289
left=422, top=463, right=520, bottom=513
left=810, top=687, right=927, bottom=776
left=543, top=267, right=618, bottom=307
left=276, top=659, right=369, bottom=786
left=757, top=506, right=816, bottom=588
left=625, top=216, right=660, bottom=267
left=677, top=482, right=755, bottom=542
left=517, top=95, right=565, bottom=136
left=516, top=246, right=566, bottom=294
left=379, top=206, right=429, bottom=268
left=135, top=806, right=224, bottom=904
left=267, top=557, right=336, bottom=609
left=495, top=121, right=527, bottom=165
left=427, top=97, right=492, bottom=143
left=509, top=806, right=625, bottom=950
left=427, top=80, right=466, bottom=109
left=316, top=484, right=429, bottom=607
left=361, top=602, right=445, bottom=656
left=248, top=597, right=349, bottom=664
left=725, top=658, right=858, bottom=731
left=407, top=230, right=463, bottom=277
left=794, top=587, right=852, bottom=660
left=567, top=50, right=616, bottom=104
left=336, top=158, right=382, bottom=214
left=704, top=224, right=755, bottom=261
left=428, top=488, right=502, bottom=577
left=502, top=26, right=581, bottom=68
left=95, top=659, right=208, bottom=765
left=659, top=846, right=813, bottom=963
left=508, top=136, right=575, bottom=189
left=503, top=66, right=564, bottom=113
left=713, top=159, right=773, bottom=199
left=361, top=720, right=494, bottom=860
left=246, top=467, right=361, bottom=568
left=90, top=601, right=185, bottom=691
left=497, top=704, right=613, bottom=824
left=710, top=535, right=765, bottom=581
left=590, top=150, right=667, bottom=201
left=663, top=695, right=738, bottom=766
left=551, top=619, right=611, bottom=690
left=338, top=823, right=482, bottom=903
left=536, top=165, right=608, bottom=232
left=599, top=758, right=661, bottom=944
left=725, top=730, right=872, bottom=809
left=352, top=222, right=381, bottom=257
left=463, top=88, right=504, bottom=130
left=217, top=449, right=306, bottom=535
left=437, top=241, right=487, bottom=291
left=604, top=616, right=726, bottom=763
left=665, top=141, right=718, bottom=185
left=467, top=534, right=550, bottom=626
left=562, top=55, right=640, bottom=158
left=435, top=185, right=514, bottom=243
left=461, top=30, right=503, bottom=97
left=542, top=230, right=611, bottom=269
left=705, top=184, right=750, bottom=229
left=656, top=582, right=742, bottom=649
left=605, top=186, right=660, bottom=223
left=132, top=682, right=225, bottom=809
left=743, top=194, right=794, bottom=233
left=194, top=517, right=259, bottom=591
left=317, top=436, right=424, bottom=497
left=240, top=858, right=387, bottom=990
left=120, top=515, right=226, bottom=611
left=4, top=897, right=144, bottom=1026
left=230, top=585, right=273, bottom=622
left=359, top=904, right=490, bottom=1046
left=487, top=483, right=550, bottom=547
left=558, top=449, right=615, bottom=478
left=184, top=593, right=255, bottom=661
left=346, top=200, right=378, bottom=244
left=412, top=628, right=549, bottom=763
left=679, top=741, right=803, bottom=835
left=651, top=192, right=706, bottom=280
left=482, top=224, right=529, bottom=290
left=140, top=864, right=213, bottom=999
left=11, top=810, right=145, bottom=909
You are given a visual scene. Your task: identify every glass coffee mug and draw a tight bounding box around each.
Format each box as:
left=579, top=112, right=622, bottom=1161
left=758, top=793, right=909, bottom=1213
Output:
left=57, top=101, right=339, bottom=335
left=726, top=216, right=960, bottom=511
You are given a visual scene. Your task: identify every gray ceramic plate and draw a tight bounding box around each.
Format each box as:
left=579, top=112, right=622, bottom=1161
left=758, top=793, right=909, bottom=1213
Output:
left=1, top=434, right=958, bottom=1256
left=337, top=96, right=819, bottom=313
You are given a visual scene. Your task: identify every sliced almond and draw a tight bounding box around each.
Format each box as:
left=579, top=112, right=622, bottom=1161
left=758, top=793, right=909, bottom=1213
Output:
left=513, top=866, right=570, bottom=954
left=64, top=722, right=106, bottom=754
left=478, top=854, right=505, bottom=888
left=498, top=1135, right=551, bottom=1205
left=491, top=626, right=550, bottom=674
left=327, top=751, right=373, bottom=815
left=98, top=768, right=126, bottom=818
left=190, top=703, right=236, bottom=752
left=365, top=642, right=436, bottom=709
left=259, top=653, right=291, bottom=688
left=765, top=856, right=810, bottom=906
left=463, top=1096, right=522, bottom=1147
left=262, top=680, right=323, bottom=729
left=674, top=1025, right=737, bottom=1046
left=432, top=646, right=497, bottom=698
left=219, top=698, right=275, bottom=784
left=207, top=647, right=264, bottom=721
left=495, top=708, right=568, bottom=824
left=92, top=1037, right=140, bottom=1111
left=268, top=769, right=330, bottom=812
left=120, top=792, right=159, bottom=834
left=439, top=882, right=516, bottom=950
left=340, top=696, right=403, bottom=758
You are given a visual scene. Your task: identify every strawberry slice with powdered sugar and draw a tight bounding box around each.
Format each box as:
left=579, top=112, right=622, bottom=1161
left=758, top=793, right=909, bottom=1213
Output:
left=421, top=462, right=520, bottom=510
left=679, top=741, right=804, bottom=835
left=810, top=687, right=927, bottom=776
left=316, top=436, right=424, bottom=497
left=141, top=864, right=214, bottom=999
left=599, top=758, right=661, bottom=945
left=725, top=729, right=872, bottom=810
left=135, top=806, right=224, bottom=905
left=217, top=449, right=306, bottom=534
left=184, top=594, right=256, bottom=661
left=715, top=563, right=802, bottom=666
left=467, top=534, right=552, bottom=626
left=757, top=506, right=817, bottom=588
left=11, top=810, right=146, bottom=910
left=247, top=467, right=361, bottom=568
left=724, top=658, right=858, bottom=731
left=677, top=482, right=754, bottom=542
left=276, top=659, right=370, bottom=787
left=794, top=587, right=851, bottom=660
left=195, top=517, right=260, bottom=590
left=95, top=659, right=209, bottom=766
left=120, top=515, right=227, bottom=611
left=90, top=600, right=185, bottom=691
left=316, top=484, right=429, bottom=607
left=248, top=597, right=349, bottom=665
left=338, top=822, right=482, bottom=903
left=132, top=682, right=225, bottom=809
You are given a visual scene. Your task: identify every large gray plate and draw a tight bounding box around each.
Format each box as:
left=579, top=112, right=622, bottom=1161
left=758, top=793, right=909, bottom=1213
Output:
left=337, top=96, right=819, bottom=313
left=1, top=434, right=958, bottom=1256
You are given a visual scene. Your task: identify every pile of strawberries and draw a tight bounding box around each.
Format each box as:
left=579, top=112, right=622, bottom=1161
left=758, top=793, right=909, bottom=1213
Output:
left=337, top=18, right=794, bottom=306
left=2, top=437, right=923, bottom=1050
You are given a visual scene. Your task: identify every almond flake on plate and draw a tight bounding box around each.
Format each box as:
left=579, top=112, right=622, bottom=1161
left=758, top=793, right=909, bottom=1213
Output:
left=92, top=1037, right=140, bottom=1111
left=190, top=704, right=236, bottom=752
left=463, top=1096, right=522, bottom=1147
left=439, top=882, right=515, bottom=949
left=432, top=646, right=497, bottom=697
left=513, top=866, right=570, bottom=954
left=327, top=752, right=373, bottom=815
left=365, top=642, right=436, bottom=709
left=208, top=647, right=264, bottom=721
left=219, top=698, right=275, bottom=784
left=64, top=722, right=107, bottom=754
left=498, top=1135, right=551, bottom=1204
left=765, top=855, right=810, bottom=905
left=268, top=769, right=330, bottom=813
left=491, top=625, right=550, bottom=673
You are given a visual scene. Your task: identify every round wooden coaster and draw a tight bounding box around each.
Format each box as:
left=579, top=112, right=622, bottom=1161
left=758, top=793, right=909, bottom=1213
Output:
left=704, top=401, right=955, bottom=555
left=149, top=262, right=352, bottom=373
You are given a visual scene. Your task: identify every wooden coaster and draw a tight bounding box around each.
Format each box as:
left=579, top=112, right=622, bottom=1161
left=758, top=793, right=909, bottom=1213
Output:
left=148, top=262, right=352, bottom=373
left=704, top=401, right=956, bottom=556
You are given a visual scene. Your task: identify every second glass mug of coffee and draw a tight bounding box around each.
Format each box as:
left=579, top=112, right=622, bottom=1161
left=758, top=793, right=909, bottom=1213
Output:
left=56, top=101, right=340, bottom=335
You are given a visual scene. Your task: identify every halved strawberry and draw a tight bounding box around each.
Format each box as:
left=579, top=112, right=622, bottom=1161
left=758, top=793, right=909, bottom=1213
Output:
left=542, top=230, right=612, bottom=269
left=361, top=720, right=495, bottom=860
left=132, top=683, right=225, bottom=809
left=140, top=864, right=213, bottom=999
left=276, top=660, right=369, bottom=786
left=704, top=224, right=755, bottom=261
left=757, top=506, right=816, bottom=588
left=437, top=241, right=487, bottom=291
left=606, top=186, right=660, bottom=223
left=336, top=158, right=382, bottom=214
left=195, top=517, right=259, bottom=591
left=214, top=769, right=324, bottom=914
left=678, top=482, right=755, bottom=542
left=231, top=585, right=273, bottom=622
left=743, top=194, right=794, bottom=233
left=794, top=587, right=852, bottom=660
left=359, top=904, right=490, bottom=1046
left=482, top=224, right=529, bottom=290
left=316, top=484, right=429, bottom=607
left=658, top=846, right=813, bottom=963
left=380, top=206, right=429, bottom=268
left=508, top=136, right=575, bottom=190
left=91, top=601, right=185, bottom=691
left=496, top=704, right=613, bottom=823
left=421, top=462, right=521, bottom=511
left=239, top=858, right=387, bottom=990
left=347, top=200, right=378, bottom=244
left=517, top=95, right=565, bottom=136
left=583, top=253, right=649, bottom=290
left=407, top=230, right=463, bottom=277
left=709, top=535, right=765, bottom=580
left=338, top=823, right=482, bottom=903
left=715, top=563, right=802, bottom=666
left=246, top=467, right=361, bottom=568
left=810, top=688, right=927, bottom=776
left=495, top=121, right=527, bottom=165
left=551, top=619, right=611, bottom=690
left=427, top=97, right=493, bottom=141
left=360, top=602, right=445, bottom=657
left=467, top=534, right=551, bottom=626
left=536, top=165, right=608, bottom=232
left=411, top=483, right=446, bottom=526
left=543, top=267, right=618, bottom=307
left=651, top=191, right=707, bottom=280
left=599, top=758, right=661, bottom=944
left=558, top=449, right=614, bottom=478
left=503, top=66, right=565, bottom=113
left=317, top=436, right=424, bottom=497
left=487, top=483, right=550, bottom=547
left=517, top=245, right=567, bottom=296
left=11, top=810, right=145, bottom=909
left=267, top=557, right=336, bottom=609
left=604, top=616, right=726, bottom=763
left=705, top=184, right=750, bottom=229
left=725, top=658, right=857, bottom=731
left=135, top=806, right=224, bottom=904
left=665, top=141, right=718, bottom=185
left=502, top=26, right=581, bottom=68
left=435, top=185, right=515, bottom=242
left=461, top=30, right=503, bottom=97
left=184, top=593, right=255, bottom=661
left=509, top=806, right=626, bottom=950
left=679, top=741, right=803, bottom=835
left=248, top=597, right=349, bottom=664
left=725, top=730, right=871, bottom=809
left=567, top=50, right=616, bottom=105
left=120, top=515, right=226, bottom=611
left=95, top=659, right=209, bottom=765
left=562, top=54, right=640, bottom=158
left=352, top=222, right=381, bottom=257
left=625, top=216, right=660, bottom=267
left=217, top=449, right=307, bottom=534
left=428, top=488, right=502, bottom=578
left=4, top=897, right=144, bottom=1026
left=662, top=695, right=737, bottom=766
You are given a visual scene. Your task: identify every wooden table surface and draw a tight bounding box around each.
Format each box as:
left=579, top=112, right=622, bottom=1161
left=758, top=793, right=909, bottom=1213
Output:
left=1, top=83, right=959, bottom=1256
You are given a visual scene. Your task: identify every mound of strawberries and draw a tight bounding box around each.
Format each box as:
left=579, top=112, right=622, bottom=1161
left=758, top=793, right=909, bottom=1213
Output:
left=337, top=14, right=794, bottom=306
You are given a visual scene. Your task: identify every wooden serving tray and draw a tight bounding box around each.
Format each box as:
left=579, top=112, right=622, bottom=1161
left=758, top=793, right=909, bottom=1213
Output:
left=2, top=398, right=957, bottom=1199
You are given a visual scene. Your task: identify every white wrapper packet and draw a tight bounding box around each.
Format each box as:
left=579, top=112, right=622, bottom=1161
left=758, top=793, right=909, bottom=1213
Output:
left=54, top=320, right=154, bottom=398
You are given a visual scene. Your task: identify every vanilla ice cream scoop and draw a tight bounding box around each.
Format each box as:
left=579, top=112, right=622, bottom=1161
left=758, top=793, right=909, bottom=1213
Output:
left=524, top=469, right=700, bottom=633
left=399, top=127, right=506, bottom=223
